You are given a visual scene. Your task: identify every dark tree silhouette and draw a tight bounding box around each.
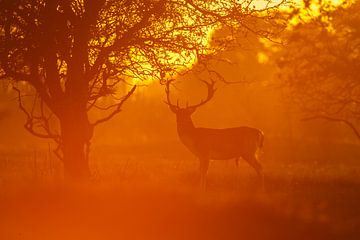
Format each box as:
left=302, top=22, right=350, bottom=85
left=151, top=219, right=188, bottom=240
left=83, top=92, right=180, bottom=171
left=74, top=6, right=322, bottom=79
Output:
left=276, top=1, right=360, bottom=140
left=0, top=0, right=285, bottom=180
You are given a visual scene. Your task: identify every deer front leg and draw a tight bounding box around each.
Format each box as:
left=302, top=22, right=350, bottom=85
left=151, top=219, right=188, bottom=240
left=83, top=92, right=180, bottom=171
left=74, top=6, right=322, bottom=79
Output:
left=199, top=157, right=209, bottom=189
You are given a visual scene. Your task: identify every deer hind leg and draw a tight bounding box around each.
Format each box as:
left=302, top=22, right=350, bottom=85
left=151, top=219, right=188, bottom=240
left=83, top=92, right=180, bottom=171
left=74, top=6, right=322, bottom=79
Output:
left=199, top=158, right=209, bottom=189
left=244, top=155, right=264, bottom=188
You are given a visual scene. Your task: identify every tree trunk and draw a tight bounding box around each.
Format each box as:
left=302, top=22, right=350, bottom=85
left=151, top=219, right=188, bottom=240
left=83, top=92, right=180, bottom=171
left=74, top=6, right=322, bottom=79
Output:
left=60, top=108, right=93, bottom=181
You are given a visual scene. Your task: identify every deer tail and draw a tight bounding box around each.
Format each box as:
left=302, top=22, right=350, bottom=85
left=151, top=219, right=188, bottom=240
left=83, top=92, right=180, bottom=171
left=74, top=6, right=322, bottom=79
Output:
left=258, top=131, right=264, bottom=149
left=256, top=131, right=265, bottom=160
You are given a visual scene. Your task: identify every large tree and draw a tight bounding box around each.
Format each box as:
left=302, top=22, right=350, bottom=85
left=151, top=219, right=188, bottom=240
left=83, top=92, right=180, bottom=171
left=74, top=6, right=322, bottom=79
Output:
left=0, top=0, right=285, bottom=180
left=276, top=0, right=360, bottom=140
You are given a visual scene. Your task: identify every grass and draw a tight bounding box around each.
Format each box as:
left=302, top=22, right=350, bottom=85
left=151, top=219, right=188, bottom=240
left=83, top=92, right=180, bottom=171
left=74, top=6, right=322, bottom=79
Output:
left=0, top=142, right=360, bottom=239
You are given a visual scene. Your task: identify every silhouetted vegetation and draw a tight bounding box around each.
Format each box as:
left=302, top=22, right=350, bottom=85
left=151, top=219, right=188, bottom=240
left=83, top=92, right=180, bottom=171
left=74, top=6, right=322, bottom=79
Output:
left=276, top=0, right=360, bottom=140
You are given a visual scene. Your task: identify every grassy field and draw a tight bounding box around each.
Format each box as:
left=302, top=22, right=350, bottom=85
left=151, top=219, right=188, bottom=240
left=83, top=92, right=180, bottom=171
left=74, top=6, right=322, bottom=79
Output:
left=0, top=142, right=360, bottom=240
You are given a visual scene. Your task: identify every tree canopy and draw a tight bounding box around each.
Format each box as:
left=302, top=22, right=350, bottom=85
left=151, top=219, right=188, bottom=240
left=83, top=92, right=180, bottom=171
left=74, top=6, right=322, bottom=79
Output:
left=276, top=0, right=360, bottom=140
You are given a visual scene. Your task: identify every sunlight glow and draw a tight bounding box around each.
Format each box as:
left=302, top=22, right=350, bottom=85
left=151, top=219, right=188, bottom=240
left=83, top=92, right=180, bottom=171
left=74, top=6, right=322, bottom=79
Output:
left=257, top=52, right=269, bottom=63
left=288, top=0, right=351, bottom=26
left=115, top=0, right=350, bottom=94
left=126, top=0, right=284, bottom=86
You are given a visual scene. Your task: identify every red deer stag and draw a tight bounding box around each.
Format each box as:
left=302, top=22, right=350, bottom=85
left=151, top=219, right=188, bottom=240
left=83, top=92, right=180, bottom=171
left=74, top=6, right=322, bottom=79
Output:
left=165, top=80, right=264, bottom=188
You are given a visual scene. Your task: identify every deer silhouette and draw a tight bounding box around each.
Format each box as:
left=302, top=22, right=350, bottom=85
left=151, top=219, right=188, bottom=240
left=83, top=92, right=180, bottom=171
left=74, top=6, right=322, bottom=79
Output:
left=165, top=80, right=264, bottom=188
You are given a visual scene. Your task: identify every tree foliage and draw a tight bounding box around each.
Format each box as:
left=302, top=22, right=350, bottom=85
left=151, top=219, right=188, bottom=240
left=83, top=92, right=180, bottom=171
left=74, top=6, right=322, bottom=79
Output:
left=276, top=0, right=360, bottom=140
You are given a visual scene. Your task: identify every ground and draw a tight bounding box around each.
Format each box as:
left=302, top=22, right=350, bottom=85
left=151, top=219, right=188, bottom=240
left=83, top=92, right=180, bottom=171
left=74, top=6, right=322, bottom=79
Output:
left=0, top=142, right=359, bottom=239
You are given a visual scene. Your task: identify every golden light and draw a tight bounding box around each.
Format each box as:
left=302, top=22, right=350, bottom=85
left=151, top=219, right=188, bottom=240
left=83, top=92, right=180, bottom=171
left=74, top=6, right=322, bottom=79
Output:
left=288, top=0, right=351, bottom=27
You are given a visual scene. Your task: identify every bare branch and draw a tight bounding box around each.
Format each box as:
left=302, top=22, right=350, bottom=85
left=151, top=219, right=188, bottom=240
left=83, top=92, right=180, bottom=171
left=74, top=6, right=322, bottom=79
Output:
left=91, top=85, right=137, bottom=127
left=302, top=115, right=360, bottom=141
left=13, top=86, right=60, bottom=140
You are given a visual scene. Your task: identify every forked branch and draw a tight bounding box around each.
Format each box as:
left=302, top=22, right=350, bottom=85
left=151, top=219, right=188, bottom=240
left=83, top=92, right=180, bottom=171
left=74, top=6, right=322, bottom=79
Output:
left=91, top=85, right=137, bottom=127
left=13, top=86, right=63, bottom=160
left=13, top=86, right=60, bottom=140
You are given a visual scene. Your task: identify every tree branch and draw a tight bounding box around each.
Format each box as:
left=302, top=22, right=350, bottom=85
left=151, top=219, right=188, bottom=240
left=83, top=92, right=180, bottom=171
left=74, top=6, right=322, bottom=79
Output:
left=13, top=86, right=60, bottom=140
left=91, top=85, right=137, bottom=127
left=302, top=115, right=360, bottom=141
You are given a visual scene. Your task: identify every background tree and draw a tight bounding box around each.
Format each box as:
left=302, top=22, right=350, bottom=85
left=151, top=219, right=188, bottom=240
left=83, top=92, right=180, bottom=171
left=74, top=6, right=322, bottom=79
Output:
left=275, top=0, right=360, bottom=140
left=0, top=0, right=285, bottom=180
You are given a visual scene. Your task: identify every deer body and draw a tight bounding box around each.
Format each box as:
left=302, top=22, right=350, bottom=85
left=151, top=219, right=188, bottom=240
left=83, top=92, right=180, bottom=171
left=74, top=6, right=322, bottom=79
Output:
left=166, top=80, right=264, bottom=188
left=178, top=125, right=263, bottom=160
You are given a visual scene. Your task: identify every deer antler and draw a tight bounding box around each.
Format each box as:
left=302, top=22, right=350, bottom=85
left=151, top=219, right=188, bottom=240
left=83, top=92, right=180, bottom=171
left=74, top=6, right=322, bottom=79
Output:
left=165, top=79, right=216, bottom=112
left=165, top=79, right=179, bottom=113
left=186, top=79, right=216, bottom=110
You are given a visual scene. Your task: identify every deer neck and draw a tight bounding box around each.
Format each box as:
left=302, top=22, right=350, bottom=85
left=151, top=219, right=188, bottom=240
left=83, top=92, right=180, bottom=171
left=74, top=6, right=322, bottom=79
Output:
left=176, top=115, right=195, bottom=139
left=176, top=115, right=199, bottom=154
